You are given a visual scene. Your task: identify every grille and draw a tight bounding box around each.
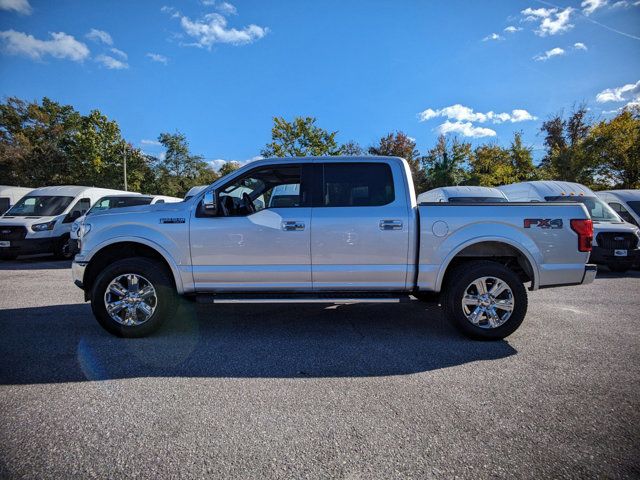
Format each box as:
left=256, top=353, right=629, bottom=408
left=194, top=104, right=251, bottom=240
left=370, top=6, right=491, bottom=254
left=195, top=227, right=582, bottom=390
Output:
left=0, top=225, right=27, bottom=241
left=596, top=232, right=638, bottom=250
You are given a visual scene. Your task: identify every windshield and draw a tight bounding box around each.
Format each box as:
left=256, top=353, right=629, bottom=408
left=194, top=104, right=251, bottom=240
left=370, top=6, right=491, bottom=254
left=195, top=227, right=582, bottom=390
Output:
left=545, top=195, right=620, bottom=222
left=87, top=196, right=152, bottom=215
left=448, top=196, right=507, bottom=203
left=5, top=195, right=74, bottom=216
left=628, top=201, right=640, bottom=216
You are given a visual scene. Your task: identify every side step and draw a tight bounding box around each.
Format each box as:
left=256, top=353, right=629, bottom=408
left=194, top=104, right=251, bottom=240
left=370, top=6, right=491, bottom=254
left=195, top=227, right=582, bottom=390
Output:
left=195, top=292, right=412, bottom=304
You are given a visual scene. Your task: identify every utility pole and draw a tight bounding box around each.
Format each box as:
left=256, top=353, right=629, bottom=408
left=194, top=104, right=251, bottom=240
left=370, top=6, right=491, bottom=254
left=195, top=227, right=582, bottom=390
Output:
left=123, top=144, right=128, bottom=191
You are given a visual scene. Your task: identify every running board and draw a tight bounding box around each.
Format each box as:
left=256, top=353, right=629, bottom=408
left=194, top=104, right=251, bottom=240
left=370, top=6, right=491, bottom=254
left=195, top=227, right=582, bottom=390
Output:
left=195, top=292, right=411, bottom=304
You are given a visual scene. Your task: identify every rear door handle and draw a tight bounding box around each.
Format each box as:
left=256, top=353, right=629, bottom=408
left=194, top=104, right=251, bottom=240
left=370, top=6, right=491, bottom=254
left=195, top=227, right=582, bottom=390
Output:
left=379, top=219, right=403, bottom=231
left=282, top=221, right=305, bottom=231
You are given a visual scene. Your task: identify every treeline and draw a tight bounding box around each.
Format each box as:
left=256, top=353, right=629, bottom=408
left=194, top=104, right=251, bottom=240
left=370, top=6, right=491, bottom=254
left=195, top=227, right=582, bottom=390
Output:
left=0, top=97, right=638, bottom=197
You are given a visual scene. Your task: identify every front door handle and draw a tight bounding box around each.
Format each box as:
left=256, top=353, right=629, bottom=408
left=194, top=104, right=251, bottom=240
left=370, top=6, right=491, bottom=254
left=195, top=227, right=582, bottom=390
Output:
left=379, top=219, right=403, bottom=231
left=282, top=221, right=305, bottom=231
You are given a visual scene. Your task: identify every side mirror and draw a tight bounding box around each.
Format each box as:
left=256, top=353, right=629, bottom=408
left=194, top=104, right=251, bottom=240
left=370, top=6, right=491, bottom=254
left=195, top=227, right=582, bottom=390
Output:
left=201, top=190, right=217, bottom=216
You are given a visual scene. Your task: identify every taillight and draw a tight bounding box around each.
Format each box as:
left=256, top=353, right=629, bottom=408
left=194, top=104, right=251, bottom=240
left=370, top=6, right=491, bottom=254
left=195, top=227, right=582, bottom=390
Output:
left=570, top=219, right=593, bottom=252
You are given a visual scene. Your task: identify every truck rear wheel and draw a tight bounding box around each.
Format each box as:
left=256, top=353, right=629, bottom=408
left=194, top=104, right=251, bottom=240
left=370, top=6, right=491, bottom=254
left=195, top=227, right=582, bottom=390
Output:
left=91, top=257, right=178, bottom=337
left=443, top=260, right=527, bottom=340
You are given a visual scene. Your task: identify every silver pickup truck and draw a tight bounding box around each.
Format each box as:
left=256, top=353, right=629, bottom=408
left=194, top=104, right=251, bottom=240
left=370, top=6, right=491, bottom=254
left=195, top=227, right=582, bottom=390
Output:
left=72, top=156, right=596, bottom=340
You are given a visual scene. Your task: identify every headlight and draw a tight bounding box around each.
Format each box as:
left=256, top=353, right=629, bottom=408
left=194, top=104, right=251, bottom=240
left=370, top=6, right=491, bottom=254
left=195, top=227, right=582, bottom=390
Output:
left=78, top=223, right=92, bottom=238
left=31, top=220, right=56, bottom=232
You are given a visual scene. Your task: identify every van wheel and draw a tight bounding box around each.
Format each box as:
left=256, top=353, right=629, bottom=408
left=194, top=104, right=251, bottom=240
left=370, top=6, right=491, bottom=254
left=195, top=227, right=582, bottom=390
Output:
left=443, top=260, right=527, bottom=340
left=54, top=235, right=74, bottom=260
left=91, top=257, right=178, bottom=337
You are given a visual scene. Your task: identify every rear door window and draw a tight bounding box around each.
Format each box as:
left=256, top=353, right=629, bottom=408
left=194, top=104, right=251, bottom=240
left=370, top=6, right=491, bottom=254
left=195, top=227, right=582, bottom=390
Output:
left=321, top=163, right=395, bottom=207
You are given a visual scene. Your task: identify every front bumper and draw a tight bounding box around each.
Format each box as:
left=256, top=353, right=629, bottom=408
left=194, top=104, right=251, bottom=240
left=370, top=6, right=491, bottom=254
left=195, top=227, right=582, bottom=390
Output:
left=581, top=264, right=597, bottom=285
left=0, top=237, right=55, bottom=257
left=72, top=260, right=87, bottom=289
left=590, top=246, right=640, bottom=266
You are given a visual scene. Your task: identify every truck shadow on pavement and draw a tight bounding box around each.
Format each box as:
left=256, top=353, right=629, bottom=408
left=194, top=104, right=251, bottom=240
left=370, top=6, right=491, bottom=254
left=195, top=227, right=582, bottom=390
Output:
left=0, top=301, right=517, bottom=385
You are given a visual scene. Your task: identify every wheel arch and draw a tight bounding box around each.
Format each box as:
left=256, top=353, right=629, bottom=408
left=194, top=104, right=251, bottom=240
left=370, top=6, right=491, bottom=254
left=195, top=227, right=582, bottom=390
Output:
left=83, top=239, right=184, bottom=295
left=436, top=237, right=540, bottom=292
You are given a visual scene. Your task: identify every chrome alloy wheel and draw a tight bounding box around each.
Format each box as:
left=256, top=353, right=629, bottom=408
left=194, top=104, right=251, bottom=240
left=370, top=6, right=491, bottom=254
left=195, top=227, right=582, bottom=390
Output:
left=104, top=274, right=157, bottom=326
left=461, top=276, right=514, bottom=329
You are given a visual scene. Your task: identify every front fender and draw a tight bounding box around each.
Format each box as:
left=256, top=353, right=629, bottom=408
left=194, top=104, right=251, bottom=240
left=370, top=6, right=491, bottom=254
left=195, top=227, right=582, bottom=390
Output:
left=82, top=234, right=188, bottom=294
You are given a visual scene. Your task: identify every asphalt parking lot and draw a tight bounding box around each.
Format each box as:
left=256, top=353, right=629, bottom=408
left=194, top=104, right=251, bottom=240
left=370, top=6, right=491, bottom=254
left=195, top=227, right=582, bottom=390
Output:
left=0, top=258, right=639, bottom=479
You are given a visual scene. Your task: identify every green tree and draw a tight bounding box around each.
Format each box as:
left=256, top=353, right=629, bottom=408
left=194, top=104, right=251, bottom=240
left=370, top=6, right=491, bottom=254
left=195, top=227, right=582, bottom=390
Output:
left=340, top=140, right=364, bottom=156
left=539, top=106, right=592, bottom=184
left=155, top=132, right=217, bottom=197
left=422, top=135, right=471, bottom=189
left=509, top=131, right=539, bottom=182
left=0, top=97, right=80, bottom=186
left=261, top=116, right=342, bottom=157
left=468, top=144, right=513, bottom=187
left=368, top=131, right=427, bottom=192
left=585, top=107, right=640, bottom=189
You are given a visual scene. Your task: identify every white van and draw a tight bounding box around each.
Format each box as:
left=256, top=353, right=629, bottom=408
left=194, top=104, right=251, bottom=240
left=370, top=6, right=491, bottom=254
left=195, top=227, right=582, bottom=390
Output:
left=417, top=186, right=509, bottom=203
left=499, top=181, right=640, bottom=272
left=0, top=186, right=33, bottom=214
left=69, top=193, right=182, bottom=250
left=0, top=186, right=130, bottom=260
left=184, top=185, right=207, bottom=201
left=268, top=183, right=300, bottom=207
left=596, top=190, right=640, bottom=228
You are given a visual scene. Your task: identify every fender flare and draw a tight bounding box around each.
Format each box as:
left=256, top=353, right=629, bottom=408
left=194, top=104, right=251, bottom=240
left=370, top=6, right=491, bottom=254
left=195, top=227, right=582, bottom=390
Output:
left=435, top=235, right=540, bottom=291
left=86, top=236, right=185, bottom=294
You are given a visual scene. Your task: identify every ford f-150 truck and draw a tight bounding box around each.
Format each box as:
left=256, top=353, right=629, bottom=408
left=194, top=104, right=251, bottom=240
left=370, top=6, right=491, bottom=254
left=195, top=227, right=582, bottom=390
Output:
left=72, top=156, right=597, bottom=340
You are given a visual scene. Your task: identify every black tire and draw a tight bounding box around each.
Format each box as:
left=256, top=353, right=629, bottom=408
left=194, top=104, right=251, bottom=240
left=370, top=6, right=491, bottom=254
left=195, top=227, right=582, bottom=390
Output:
left=608, top=264, right=629, bottom=273
left=91, top=257, right=178, bottom=337
left=53, top=234, right=74, bottom=260
left=442, top=260, right=528, bottom=340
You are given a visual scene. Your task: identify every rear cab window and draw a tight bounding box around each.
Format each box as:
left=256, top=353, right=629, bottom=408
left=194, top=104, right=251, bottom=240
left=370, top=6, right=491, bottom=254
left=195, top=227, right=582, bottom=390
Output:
left=320, top=163, right=395, bottom=207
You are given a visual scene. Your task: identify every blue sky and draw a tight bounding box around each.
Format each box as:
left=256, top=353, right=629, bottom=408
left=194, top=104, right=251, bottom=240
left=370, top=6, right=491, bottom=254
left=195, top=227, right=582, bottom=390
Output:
left=1, top=0, right=639, bottom=168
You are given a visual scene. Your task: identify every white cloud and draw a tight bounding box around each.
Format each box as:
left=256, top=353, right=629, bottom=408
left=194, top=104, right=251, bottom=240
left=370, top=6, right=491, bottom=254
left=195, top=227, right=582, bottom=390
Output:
left=482, top=32, right=503, bottom=41
left=0, top=0, right=31, bottom=14
left=574, top=42, right=588, bottom=50
left=110, top=47, right=127, bottom=59
left=95, top=54, right=128, bottom=69
left=216, top=2, right=237, bottom=15
left=533, top=47, right=565, bottom=61
left=146, top=52, right=168, bottom=65
left=582, top=0, right=608, bottom=15
left=418, top=104, right=537, bottom=124
left=437, top=121, right=497, bottom=138
left=536, top=7, right=574, bottom=36
left=0, top=30, right=89, bottom=61
left=504, top=26, right=522, bottom=33
left=86, top=28, right=113, bottom=46
left=174, top=12, right=268, bottom=47
left=141, top=139, right=162, bottom=146
left=595, top=80, right=640, bottom=108
left=521, top=7, right=556, bottom=20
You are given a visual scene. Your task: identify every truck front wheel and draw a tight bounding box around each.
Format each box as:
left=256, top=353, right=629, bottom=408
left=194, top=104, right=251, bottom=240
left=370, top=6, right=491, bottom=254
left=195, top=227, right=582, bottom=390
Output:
left=443, top=260, right=528, bottom=340
left=91, top=257, right=178, bottom=337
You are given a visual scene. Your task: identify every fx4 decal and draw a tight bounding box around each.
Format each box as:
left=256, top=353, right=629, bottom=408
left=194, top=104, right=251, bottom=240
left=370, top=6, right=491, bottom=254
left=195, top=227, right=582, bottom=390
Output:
left=524, top=218, right=563, bottom=229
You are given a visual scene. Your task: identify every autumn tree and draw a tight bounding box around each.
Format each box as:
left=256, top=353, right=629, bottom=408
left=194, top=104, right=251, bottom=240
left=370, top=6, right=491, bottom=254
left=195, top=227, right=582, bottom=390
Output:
left=218, top=161, right=241, bottom=177
left=468, top=144, right=512, bottom=187
left=368, top=131, right=426, bottom=192
left=509, top=131, right=539, bottom=182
